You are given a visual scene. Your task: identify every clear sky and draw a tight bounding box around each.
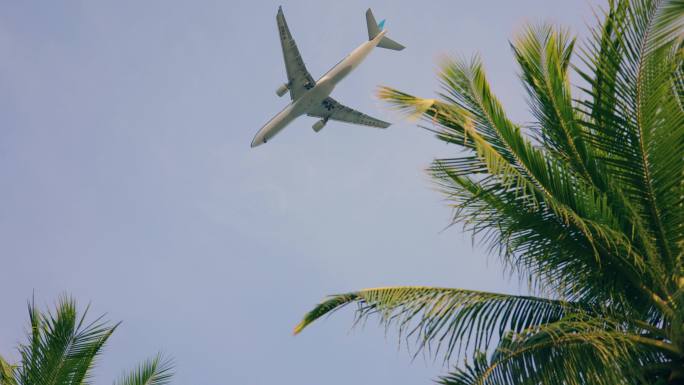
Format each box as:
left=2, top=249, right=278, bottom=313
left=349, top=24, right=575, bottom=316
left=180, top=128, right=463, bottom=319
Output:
left=0, top=1, right=600, bottom=384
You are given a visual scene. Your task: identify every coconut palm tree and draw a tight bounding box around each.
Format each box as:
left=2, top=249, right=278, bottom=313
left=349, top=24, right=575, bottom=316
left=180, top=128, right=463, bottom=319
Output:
left=294, top=0, right=683, bottom=383
left=0, top=296, right=174, bottom=385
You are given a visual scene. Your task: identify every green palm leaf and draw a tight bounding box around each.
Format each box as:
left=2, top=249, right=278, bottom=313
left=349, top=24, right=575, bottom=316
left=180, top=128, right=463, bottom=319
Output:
left=16, top=297, right=116, bottom=385
left=113, top=354, right=174, bottom=385
left=2, top=296, right=175, bottom=385
left=295, top=286, right=576, bottom=362
left=440, top=316, right=673, bottom=385
left=0, top=356, right=18, bottom=385
left=577, top=0, right=684, bottom=273
left=380, top=58, right=657, bottom=311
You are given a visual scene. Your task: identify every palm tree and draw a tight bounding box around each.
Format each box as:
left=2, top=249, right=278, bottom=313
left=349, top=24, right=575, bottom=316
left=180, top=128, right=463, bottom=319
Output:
left=0, top=296, right=174, bottom=385
left=294, top=0, right=683, bottom=383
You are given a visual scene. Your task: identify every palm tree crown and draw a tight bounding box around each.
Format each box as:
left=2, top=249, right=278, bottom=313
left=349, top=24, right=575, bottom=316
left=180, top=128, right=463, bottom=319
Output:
left=0, top=296, right=174, bottom=385
left=295, top=0, right=683, bottom=384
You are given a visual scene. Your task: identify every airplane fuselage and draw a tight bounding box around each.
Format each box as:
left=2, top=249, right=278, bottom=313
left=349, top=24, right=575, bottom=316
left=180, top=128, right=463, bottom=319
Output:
left=251, top=30, right=387, bottom=147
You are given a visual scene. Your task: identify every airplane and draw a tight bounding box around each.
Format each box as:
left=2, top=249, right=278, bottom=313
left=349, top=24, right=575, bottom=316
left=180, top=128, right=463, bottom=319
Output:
left=250, top=7, right=404, bottom=148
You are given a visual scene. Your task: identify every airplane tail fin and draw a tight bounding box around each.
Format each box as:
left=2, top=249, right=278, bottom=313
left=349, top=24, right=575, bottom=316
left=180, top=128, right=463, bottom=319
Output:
left=365, top=9, right=405, bottom=51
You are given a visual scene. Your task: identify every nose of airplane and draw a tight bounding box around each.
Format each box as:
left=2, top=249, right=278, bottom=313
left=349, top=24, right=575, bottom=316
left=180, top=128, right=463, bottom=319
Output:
left=250, top=135, right=265, bottom=148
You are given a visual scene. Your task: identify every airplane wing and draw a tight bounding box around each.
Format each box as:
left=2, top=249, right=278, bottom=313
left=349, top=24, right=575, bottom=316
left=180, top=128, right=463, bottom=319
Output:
left=277, top=7, right=315, bottom=100
left=308, top=97, right=391, bottom=128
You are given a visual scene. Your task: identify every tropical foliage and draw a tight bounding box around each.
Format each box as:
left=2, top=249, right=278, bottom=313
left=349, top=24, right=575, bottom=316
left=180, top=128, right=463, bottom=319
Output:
left=295, top=0, right=684, bottom=383
left=0, top=296, right=174, bottom=385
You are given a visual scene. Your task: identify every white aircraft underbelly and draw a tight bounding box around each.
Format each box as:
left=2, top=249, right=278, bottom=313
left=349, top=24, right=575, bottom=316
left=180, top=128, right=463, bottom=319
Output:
left=251, top=79, right=336, bottom=147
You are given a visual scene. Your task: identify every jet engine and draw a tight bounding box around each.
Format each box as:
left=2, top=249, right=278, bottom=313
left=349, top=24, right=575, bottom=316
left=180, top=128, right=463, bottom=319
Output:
left=312, top=119, right=327, bottom=132
left=276, top=83, right=289, bottom=97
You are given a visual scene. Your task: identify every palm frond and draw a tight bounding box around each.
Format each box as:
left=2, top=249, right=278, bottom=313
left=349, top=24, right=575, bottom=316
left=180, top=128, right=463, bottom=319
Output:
left=577, top=0, right=684, bottom=277
left=16, top=296, right=116, bottom=385
left=113, top=354, right=174, bottom=385
left=439, top=315, right=672, bottom=385
left=0, top=356, right=17, bottom=385
left=294, top=286, right=578, bottom=362
left=511, top=24, right=594, bottom=181
left=380, top=70, right=659, bottom=312
left=429, top=165, right=648, bottom=307
left=3, top=296, right=176, bottom=385
left=437, top=352, right=490, bottom=385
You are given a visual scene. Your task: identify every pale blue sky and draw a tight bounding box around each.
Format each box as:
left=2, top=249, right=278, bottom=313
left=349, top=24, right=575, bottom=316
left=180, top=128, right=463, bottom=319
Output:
left=0, top=1, right=599, bottom=384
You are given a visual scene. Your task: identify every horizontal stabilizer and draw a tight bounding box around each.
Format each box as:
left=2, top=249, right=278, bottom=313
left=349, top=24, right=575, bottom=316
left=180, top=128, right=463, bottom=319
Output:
left=378, top=36, right=404, bottom=51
